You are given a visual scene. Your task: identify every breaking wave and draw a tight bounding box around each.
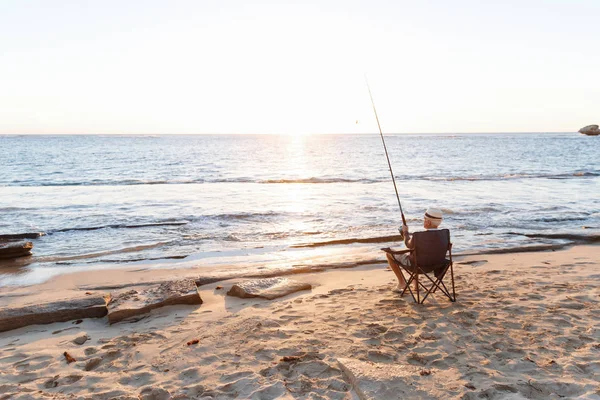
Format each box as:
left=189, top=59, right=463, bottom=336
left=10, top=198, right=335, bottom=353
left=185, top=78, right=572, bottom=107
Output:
left=507, top=232, right=600, bottom=243
left=35, top=241, right=171, bottom=263
left=5, top=170, right=598, bottom=187
left=50, top=221, right=189, bottom=234
left=292, top=234, right=404, bottom=248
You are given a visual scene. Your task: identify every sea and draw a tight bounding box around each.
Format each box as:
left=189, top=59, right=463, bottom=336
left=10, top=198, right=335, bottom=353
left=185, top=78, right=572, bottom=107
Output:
left=1, top=133, right=598, bottom=287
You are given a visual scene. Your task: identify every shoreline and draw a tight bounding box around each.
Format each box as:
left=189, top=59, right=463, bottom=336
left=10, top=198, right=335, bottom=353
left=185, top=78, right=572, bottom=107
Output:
left=2, top=234, right=600, bottom=290
left=0, top=244, right=598, bottom=398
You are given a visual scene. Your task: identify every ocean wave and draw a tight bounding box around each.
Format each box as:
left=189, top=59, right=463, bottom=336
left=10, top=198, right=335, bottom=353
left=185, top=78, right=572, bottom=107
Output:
left=291, top=234, right=403, bottom=248
left=457, top=244, right=568, bottom=256
left=35, top=241, right=171, bottom=263
left=56, top=254, right=187, bottom=265
left=0, top=207, right=32, bottom=212
left=3, top=170, right=599, bottom=187
left=506, top=232, right=600, bottom=243
left=530, top=216, right=589, bottom=223
left=50, top=221, right=188, bottom=234
left=6, top=179, right=204, bottom=187
left=260, top=177, right=374, bottom=184
left=206, top=211, right=281, bottom=221
left=419, top=171, right=600, bottom=182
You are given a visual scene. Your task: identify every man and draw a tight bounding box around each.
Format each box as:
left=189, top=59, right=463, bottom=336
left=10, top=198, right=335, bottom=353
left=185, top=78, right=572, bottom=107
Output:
left=382, top=208, right=444, bottom=293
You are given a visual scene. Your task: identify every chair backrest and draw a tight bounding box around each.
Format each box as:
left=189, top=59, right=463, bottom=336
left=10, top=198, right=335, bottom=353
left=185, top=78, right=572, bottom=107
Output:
left=412, top=229, right=450, bottom=269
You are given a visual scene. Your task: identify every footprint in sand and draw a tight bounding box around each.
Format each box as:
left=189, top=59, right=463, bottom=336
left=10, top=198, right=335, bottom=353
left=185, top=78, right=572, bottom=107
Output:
left=0, top=353, right=28, bottom=365
left=219, top=370, right=254, bottom=383
left=13, top=355, right=53, bottom=371
left=118, top=371, right=154, bottom=388
left=367, top=350, right=396, bottom=363
left=85, top=357, right=102, bottom=371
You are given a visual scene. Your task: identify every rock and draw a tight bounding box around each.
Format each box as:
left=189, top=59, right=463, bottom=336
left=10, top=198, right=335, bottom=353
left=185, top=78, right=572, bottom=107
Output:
left=227, top=277, right=312, bottom=300
left=0, top=232, right=44, bottom=240
left=0, top=296, right=108, bottom=333
left=579, top=124, right=600, bottom=136
left=107, top=279, right=202, bottom=324
left=0, top=241, right=33, bottom=259
left=73, top=334, right=89, bottom=345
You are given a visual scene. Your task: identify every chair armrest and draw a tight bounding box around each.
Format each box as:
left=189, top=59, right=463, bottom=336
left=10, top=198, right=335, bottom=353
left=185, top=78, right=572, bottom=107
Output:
left=381, top=248, right=412, bottom=255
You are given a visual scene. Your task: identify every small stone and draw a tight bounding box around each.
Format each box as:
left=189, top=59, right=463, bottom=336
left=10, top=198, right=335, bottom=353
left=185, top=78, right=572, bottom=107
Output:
left=281, top=355, right=302, bottom=362
left=187, top=339, right=199, bottom=346
left=73, top=334, right=89, bottom=345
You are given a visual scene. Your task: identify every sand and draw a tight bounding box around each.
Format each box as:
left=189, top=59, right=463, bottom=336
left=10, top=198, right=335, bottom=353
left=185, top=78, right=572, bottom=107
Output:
left=0, top=245, right=599, bottom=399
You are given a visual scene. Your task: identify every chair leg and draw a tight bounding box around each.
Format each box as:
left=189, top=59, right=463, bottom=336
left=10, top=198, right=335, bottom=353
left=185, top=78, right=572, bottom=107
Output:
left=398, top=265, right=456, bottom=305
left=415, top=274, right=420, bottom=304
left=419, top=266, right=453, bottom=303
left=450, top=263, right=456, bottom=302
left=400, top=269, right=417, bottom=303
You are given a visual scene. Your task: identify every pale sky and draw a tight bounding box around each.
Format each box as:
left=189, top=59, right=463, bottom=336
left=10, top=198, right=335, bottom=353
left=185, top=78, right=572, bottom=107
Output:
left=1, top=0, right=598, bottom=134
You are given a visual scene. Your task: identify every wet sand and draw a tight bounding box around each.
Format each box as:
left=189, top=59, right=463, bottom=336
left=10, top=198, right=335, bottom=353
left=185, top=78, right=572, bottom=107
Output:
left=0, top=245, right=599, bottom=399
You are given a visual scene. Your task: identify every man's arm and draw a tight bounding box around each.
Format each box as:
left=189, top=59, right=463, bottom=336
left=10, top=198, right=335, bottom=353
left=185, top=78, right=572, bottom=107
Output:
left=402, top=225, right=414, bottom=249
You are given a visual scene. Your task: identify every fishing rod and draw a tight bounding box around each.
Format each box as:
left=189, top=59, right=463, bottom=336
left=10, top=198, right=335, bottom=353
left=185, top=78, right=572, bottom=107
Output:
left=365, top=76, right=407, bottom=232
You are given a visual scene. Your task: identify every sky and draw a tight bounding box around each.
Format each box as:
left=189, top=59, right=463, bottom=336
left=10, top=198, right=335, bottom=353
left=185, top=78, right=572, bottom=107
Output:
left=0, top=0, right=598, bottom=135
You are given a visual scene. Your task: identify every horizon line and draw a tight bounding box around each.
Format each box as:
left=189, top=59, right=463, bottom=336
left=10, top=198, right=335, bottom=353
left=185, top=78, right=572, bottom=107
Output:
left=0, top=131, right=581, bottom=136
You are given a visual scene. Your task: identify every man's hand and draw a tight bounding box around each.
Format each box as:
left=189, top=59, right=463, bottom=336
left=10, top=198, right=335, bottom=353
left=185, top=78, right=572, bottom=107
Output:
left=401, top=224, right=410, bottom=237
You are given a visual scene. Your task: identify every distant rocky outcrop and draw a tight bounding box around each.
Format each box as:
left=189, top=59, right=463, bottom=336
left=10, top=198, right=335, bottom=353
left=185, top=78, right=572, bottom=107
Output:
left=0, top=241, right=33, bottom=259
left=579, top=125, right=600, bottom=136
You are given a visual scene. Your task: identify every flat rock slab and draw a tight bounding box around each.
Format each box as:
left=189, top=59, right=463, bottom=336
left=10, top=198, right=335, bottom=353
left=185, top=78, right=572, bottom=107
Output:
left=195, top=260, right=377, bottom=287
left=337, top=358, right=463, bottom=400
left=0, top=241, right=33, bottom=259
left=0, top=296, right=107, bottom=333
left=107, top=279, right=202, bottom=324
left=227, top=277, right=312, bottom=300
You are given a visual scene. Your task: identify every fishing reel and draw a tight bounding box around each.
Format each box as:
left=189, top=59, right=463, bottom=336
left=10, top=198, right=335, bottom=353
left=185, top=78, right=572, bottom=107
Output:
left=398, top=226, right=405, bottom=241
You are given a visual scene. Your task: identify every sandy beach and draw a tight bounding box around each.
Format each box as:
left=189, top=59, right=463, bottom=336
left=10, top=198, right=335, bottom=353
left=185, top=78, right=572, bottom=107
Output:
left=0, top=245, right=598, bottom=399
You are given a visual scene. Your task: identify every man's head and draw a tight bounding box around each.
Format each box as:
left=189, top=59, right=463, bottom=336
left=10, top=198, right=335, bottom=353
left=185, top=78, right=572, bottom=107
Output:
left=423, top=208, right=443, bottom=229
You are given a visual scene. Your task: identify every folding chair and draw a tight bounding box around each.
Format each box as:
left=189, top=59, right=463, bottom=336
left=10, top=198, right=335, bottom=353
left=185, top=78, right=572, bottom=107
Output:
left=389, top=229, right=456, bottom=304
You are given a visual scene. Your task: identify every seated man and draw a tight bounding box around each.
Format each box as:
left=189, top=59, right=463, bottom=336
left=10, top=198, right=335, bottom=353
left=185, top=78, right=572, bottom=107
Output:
left=383, top=207, right=444, bottom=293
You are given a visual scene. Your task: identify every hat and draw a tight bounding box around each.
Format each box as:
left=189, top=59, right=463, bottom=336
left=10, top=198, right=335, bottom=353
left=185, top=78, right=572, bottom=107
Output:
left=424, top=208, right=443, bottom=220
